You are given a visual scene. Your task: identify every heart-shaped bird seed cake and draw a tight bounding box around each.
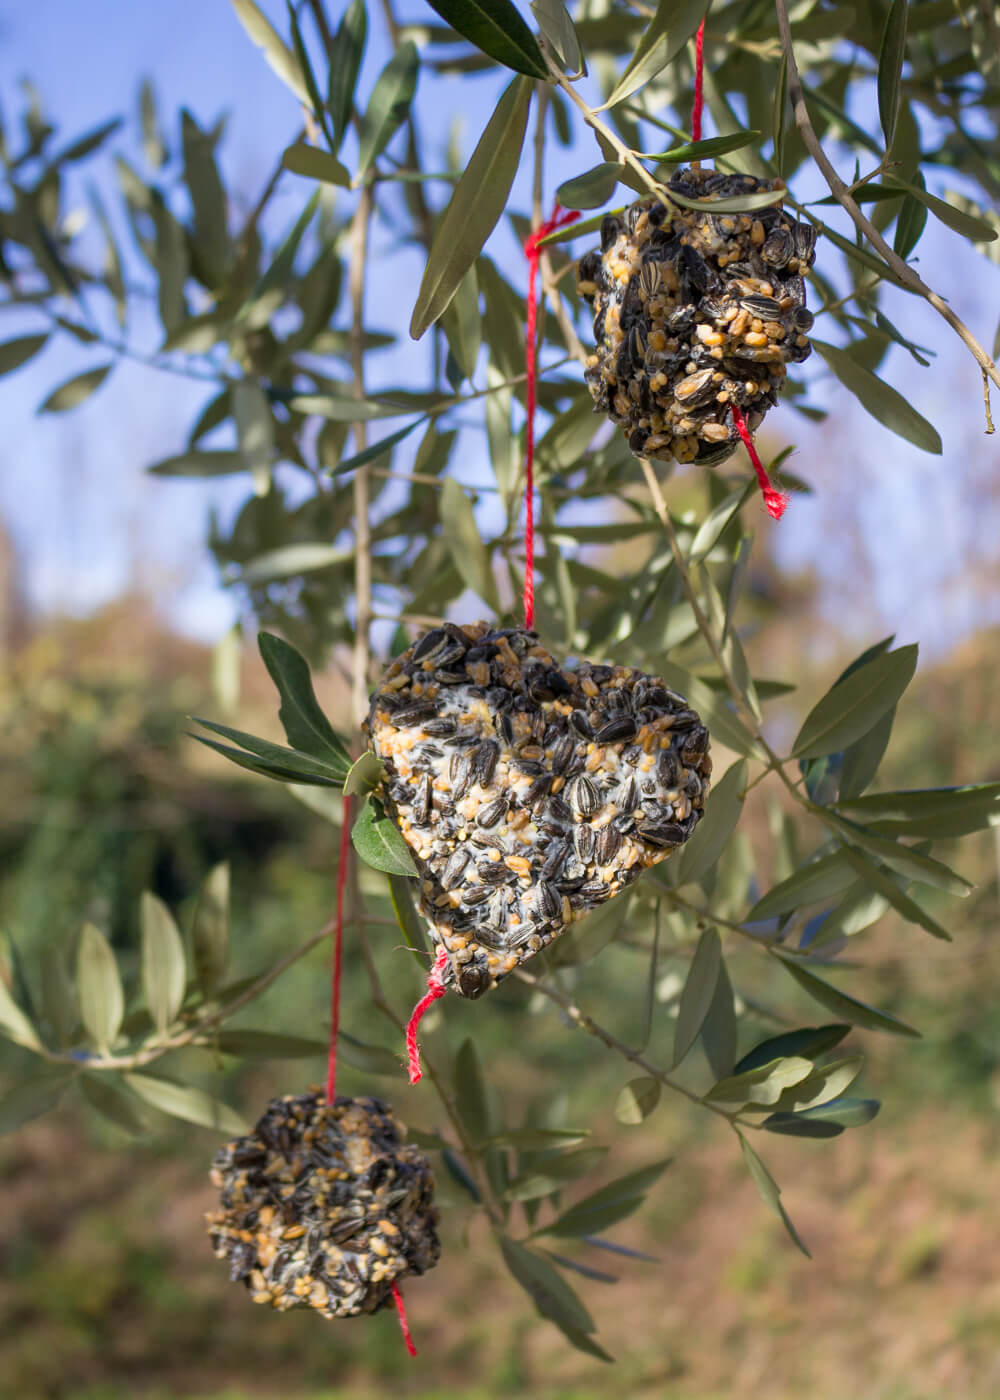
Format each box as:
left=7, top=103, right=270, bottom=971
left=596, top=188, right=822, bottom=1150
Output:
left=365, top=623, right=712, bottom=998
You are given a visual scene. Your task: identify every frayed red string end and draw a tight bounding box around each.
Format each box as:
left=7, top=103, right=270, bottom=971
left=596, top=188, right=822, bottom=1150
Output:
left=391, top=1280, right=418, bottom=1357
left=404, top=945, right=448, bottom=1084
left=730, top=405, right=788, bottom=521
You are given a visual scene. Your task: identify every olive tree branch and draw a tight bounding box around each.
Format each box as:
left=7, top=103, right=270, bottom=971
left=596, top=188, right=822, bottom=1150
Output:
left=774, top=0, right=1000, bottom=420
left=36, top=920, right=339, bottom=1071
left=513, top=965, right=756, bottom=1128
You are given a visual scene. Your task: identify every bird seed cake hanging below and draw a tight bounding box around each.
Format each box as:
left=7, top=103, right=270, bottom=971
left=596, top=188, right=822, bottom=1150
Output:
left=365, top=622, right=712, bottom=998
left=576, top=166, right=817, bottom=468
left=207, top=1091, right=440, bottom=1318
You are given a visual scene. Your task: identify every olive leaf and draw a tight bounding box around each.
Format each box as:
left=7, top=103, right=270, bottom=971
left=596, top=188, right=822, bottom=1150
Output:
left=411, top=76, right=532, bottom=339
left=424, top=0, right=548, bottom=78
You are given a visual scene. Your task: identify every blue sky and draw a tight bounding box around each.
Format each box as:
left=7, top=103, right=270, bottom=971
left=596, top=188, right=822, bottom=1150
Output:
left=1, top=0, right=998, bottom=658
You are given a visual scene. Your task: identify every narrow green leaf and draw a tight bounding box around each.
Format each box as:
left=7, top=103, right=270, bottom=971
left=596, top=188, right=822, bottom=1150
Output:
left=747, top=851, right=856, bottom=921
left=328, top=419, right=423, bottom=477
left=0, top=1072, right=74, bottom=1136
left=734, top=1024, right=851, bottom=1075
left=530, top=0, right=583, bottom=75
left=440, top=264, right=481, bottom=381
left=230, top=0, right=309, bottom=103
left=192, top=862, right=230, bottom=999
left=0, top=971, right=42, bottom=1050
left=672, top=926, right=721, bottom=1067
left=484, top=1128, right=588, bottom=1150
left=288, top=392, right=405, bottom=420
left=766, top=1056, right=864, bottom=1115
left=336, top=1031, right=403, bottom=1076
left=140, top=892, right=186, bottom=1035
left=454, top=1037, right=491, bottom=1143
left=793, top=644, right=918, bottom=759
left=77, top=923, right=124, bottom=1053
left=737, top=1131, right=811, bottom=1257
left=604, top=0, right=709, bottom=108
left=883, top=176, right=998, bottom=242
left=387, top=872, right=428, bottom=953
left=655, top=131, right=760, bottom=164
left=148, top=450, right=245, bottom=478
left=706, top=1056, right=815, bottom=1110
left=125, top=1072, right=248, bottom=1134
left=425, top=0, right=548, bottom=78
left=80, top=1075, right=151, bottom=1136
left=342, top=751, right=385, bottom=798
left=839, top=705, right=895, bottom=800
left=39, top=947, right=76, bottom=1048
left=140, top=79, right=167, bottom=167
left=242, top=543, right=351, bottom=584
left=440, top=476, right=500, bottom=612
left=833, top=821, right=970, bottom=897
left=537, top=207, right=614, bottom=248
left=233, top=379, right=274, bottom=495
left=212, top=1029, right=327, bottom=1057
left=773, top=953, right=921, bottom=1036
left=328, top=0, right=368, bottom=151
left=840, top=848, right=952, bottom=940
left=615, top=1077, right=661, bottom=1125
left=812, top=340, right=940, bottom=453
left=151, top=195, right=188, bottom=332
left=280, top=142, right=350, bottom=187
left=556, top=162, right=621, bottom=210
left=542, top=1159, right=671, bottom=1238
left=500, top=1237, right=596, bottom=1333
left=665, top=186, right=787, bottom=215
left=351, top=798, right=418, bottom=877
left=181, top=110, right=229, bottom=289
left=676, top=759, right=747, bottom=885
left=37, top=364, right=112, bottom=414
left=0, top=333, right=48, bottom=376
left=541, top=1250, right=617, bottom=1285
left=55, top=116, right=123, bottom=164
left=191, top=731, right=343, bottom=787
left=411, top=76, right=532, bottom=339
left=356, top=41, right=419, bottom=182
left=835, top=783, right=1000, bottom=838
left=877, top=0, right=908, bottom=151
left=193, top=717, right=347, bottom=784
left=257, top=632, right=352, bottom=773
left=701, top=956, right=737, bottom=1079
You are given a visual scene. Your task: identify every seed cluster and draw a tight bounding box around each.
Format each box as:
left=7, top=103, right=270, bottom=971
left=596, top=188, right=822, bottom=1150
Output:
left=207, top=1092, right=440, bottom=1318
left=577, top=167, right=817, bottom=467
left=366, top=623, right=712, bottom=998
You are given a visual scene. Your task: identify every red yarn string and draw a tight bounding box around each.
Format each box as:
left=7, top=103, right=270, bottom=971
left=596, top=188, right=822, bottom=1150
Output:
left=392, top=1281, right=418, bottom=1357
left=730, top=404, right=788, bottom=520
left=522, top=204, right=580, bottom=629
left=404, top=945, right=448, bottom=1084
left=325, top=794, right=353, bottom=1104
left=692, top=20, right=706, bottom=142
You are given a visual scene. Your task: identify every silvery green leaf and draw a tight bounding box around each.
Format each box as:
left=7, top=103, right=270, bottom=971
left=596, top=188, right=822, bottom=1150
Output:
left=77, top=923, right=124, bottom=1054
left=140, top=892, right=186, bottom=1035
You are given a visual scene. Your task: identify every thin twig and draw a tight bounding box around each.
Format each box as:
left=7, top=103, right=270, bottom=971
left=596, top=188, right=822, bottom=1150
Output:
left=514, top=966, right=755, bottom=1127
left=41, top=921, right=337, bottom=1071
left=774, top=0, right=1000, bottom=418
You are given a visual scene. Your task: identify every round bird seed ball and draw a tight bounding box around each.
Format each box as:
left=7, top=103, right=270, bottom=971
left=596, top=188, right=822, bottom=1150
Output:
left=365, top=623, right=712, bottom=999
left=577, top=167, right=817, bottom=468
left=207, top=1091, right=440, bottom=1318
